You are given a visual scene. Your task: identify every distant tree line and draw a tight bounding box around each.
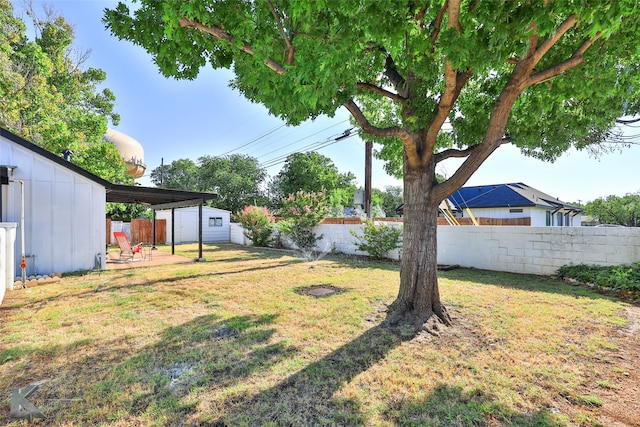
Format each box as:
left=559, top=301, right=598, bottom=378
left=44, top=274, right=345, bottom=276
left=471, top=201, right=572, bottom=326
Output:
left=583, top=192, right=640, bottom=227
left=149, top=151, right=404, bottom=217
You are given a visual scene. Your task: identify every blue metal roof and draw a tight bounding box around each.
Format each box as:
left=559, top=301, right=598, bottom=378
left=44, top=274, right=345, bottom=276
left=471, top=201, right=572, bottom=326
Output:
left=448, top=182, right=581, bottom=211
left=395, top=182, right=582, bottom=215
left=449, top=183, right=532, bottom=208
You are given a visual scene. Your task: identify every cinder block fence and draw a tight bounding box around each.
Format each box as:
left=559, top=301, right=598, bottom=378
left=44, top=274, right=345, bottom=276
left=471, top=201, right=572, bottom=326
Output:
left=230, top=222, right=640, bottom=276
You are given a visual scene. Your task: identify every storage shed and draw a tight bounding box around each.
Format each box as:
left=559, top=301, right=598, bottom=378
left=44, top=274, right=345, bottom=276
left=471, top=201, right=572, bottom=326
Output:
left=156, top=206, right=231, bottom=244
left=1, top=128, right=108, bottom=283
left=1, top=127, right=219, bottom=303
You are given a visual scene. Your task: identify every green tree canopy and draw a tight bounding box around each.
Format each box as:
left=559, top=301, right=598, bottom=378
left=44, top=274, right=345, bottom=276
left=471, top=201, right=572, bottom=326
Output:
left=105, top=1, right=640, bottom=331
left=374, top=185, right=404, bottom=218
left=275, top=151, right=356, bottom=208
left=1, top=0, right=127, bottom=182
left=149, top=158, right=200, bottom=190
left=148, top=154, right=267, bottom=213
left=198, top=154, right=267, bottom=213
left=584, top=193, right=640, bottom=227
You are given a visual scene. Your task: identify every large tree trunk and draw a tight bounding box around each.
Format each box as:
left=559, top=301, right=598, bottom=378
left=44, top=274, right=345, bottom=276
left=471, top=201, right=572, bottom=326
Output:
left=387, top=159, right=451, bottom=333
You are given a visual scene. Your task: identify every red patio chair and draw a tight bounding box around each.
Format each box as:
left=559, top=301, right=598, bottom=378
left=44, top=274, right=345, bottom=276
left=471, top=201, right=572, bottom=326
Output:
left=113, top=231, right=145, bottom=261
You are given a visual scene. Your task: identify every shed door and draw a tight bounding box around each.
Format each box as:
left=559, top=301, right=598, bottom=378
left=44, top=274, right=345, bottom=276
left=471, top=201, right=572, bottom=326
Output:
left=180, top=210, right=199, bottom=243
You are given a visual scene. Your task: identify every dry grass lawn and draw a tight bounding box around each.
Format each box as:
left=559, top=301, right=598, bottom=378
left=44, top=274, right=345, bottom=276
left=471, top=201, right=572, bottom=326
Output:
left=1, top=243, right=638, bottom=426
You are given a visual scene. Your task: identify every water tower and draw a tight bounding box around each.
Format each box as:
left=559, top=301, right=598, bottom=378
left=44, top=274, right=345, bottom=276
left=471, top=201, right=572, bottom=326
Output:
left=103, top=129, right=146, bottom=179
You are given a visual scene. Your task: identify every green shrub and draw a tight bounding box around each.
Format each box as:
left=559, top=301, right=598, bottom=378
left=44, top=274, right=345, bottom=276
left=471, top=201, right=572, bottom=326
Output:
left=557, top=262, right=640, bottom=293
left=599, top=264, right=640, bottom=291
left=351, top=219, right=402, bottom=259
left=233, top=205, right=275, bottom=247
left=277, top=189, right=330, bottom=252
left=556, top=264, right=600, bottom=283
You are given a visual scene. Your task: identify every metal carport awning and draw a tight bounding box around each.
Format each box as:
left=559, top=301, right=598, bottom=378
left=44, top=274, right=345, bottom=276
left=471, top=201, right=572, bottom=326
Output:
left=106, top=183, right=217, bottom=206
left=106, top=184, right=218, bottom=260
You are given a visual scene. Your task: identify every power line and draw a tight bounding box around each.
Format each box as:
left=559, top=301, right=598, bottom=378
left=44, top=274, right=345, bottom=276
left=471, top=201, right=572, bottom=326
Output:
left=260, top=130, right=360, bottom=169
left=215, top=123, right=287, bottom=157
left=255, top=120, right=348, bottom=160
left=217, top=118, right=350, bottom=159
left=260, top=129, right=355, bottom=167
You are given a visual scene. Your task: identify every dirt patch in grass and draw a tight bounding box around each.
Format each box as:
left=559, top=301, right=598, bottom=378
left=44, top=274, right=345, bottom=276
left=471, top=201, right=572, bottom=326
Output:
left=1, top=243, right=639, bottom=426
left=593, top=306, right=640, bottom=427
left=294, top=284, right=347, bottom=298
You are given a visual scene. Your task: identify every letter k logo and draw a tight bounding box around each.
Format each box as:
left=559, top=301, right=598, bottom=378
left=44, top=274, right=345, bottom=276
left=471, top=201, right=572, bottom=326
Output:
left=10, top=384, right=45, bottom=420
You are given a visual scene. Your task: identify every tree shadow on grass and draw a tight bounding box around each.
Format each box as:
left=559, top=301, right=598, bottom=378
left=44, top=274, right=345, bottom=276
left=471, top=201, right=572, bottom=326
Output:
left=211, top=324, right=409, bottom=426
left=1, top=313, right=295, bottom=426
left=119, top=313, right=297, bottom=424
left=384, top=384, right=561, bottom=426
left=439, top=267, right=623, bottom=302
left=202, top=324, right=563, bottom=426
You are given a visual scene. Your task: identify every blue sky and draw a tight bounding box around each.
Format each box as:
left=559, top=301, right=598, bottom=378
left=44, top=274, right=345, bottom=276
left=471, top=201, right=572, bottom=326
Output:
left=17, top=0, right=640, bottom=204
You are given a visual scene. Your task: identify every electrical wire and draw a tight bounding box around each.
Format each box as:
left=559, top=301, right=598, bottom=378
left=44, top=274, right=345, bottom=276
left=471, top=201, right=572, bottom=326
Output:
left=215, top=123, right=287, bottom=157
left=252, top=120, right=348, bottom=159
left=260, top=130, right=360, bottom=168
left=217, top=118, right=350, bottom=161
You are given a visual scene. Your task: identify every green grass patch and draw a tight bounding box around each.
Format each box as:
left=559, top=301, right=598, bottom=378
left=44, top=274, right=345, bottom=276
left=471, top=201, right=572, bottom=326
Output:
left=0, top=243, right=635, bottom=426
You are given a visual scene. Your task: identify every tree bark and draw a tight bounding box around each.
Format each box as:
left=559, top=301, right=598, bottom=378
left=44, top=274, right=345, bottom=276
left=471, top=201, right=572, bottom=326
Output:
left=387, top=156, right=451, bottom=333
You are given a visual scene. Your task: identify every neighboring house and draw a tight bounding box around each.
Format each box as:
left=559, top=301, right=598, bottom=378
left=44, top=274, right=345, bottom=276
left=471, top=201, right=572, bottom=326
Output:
left=0, top=127, right=217, bottom=302
left=156, top=206, right=231, bottom=244
left=448, top=182, right=582, bottom=226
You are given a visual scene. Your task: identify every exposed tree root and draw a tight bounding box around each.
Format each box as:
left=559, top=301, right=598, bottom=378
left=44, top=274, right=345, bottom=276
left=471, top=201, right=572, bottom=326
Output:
left=385, top=301, right=452, bottom=337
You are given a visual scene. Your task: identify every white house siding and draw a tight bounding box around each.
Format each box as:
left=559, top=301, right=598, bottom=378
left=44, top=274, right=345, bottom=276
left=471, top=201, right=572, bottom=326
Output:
left=156, top=206, right=231, bottom=244
left=1, top=135, right=106, bottom=279
left=463, top=207, right=581, bottom=227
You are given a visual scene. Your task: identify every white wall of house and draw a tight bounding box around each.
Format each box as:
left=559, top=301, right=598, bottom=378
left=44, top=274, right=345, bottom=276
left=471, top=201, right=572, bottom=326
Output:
left=156, top=206, right=231, bottom=244
left=462, top=207, right=581, bottom=227
left=231, top=222, right=639, bottom=275
left=1, top=135, right=106, bottom=282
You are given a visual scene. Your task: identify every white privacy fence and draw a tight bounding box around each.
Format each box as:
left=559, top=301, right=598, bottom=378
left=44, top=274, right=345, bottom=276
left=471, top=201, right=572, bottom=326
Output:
left=230, top=223, right=640, bottom=275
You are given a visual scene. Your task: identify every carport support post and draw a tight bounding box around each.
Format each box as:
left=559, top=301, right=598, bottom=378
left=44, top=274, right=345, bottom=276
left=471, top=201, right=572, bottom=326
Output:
left=171, top=208, right=175, bottom=255
left=152, top=210, right=157, bottom=249
left=197, top=203, right=205, bottom=261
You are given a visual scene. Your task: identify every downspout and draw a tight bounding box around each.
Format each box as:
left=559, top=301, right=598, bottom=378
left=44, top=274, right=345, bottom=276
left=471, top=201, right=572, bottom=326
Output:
left=9, top=179, right=26, bottom=287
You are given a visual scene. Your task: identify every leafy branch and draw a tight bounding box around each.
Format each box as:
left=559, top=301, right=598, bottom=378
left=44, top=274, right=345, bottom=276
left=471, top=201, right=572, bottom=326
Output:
left=178, top=18, right=287, bottom=75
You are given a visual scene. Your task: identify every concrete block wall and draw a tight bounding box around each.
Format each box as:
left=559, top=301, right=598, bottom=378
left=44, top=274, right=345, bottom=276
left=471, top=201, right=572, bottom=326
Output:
left=231, top=222, right=403, bottom=259
left=231, top=223, right=640, bottom=275
left=437, top=226, right=640, bottom=275
left=230, top=223, right=248, bottom=246
left=314, top=224, right=366, bottom=255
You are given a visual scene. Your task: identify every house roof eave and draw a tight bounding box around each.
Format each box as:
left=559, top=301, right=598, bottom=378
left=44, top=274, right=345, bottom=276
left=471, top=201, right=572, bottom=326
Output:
left=2, top=127, right=218, bottom=208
